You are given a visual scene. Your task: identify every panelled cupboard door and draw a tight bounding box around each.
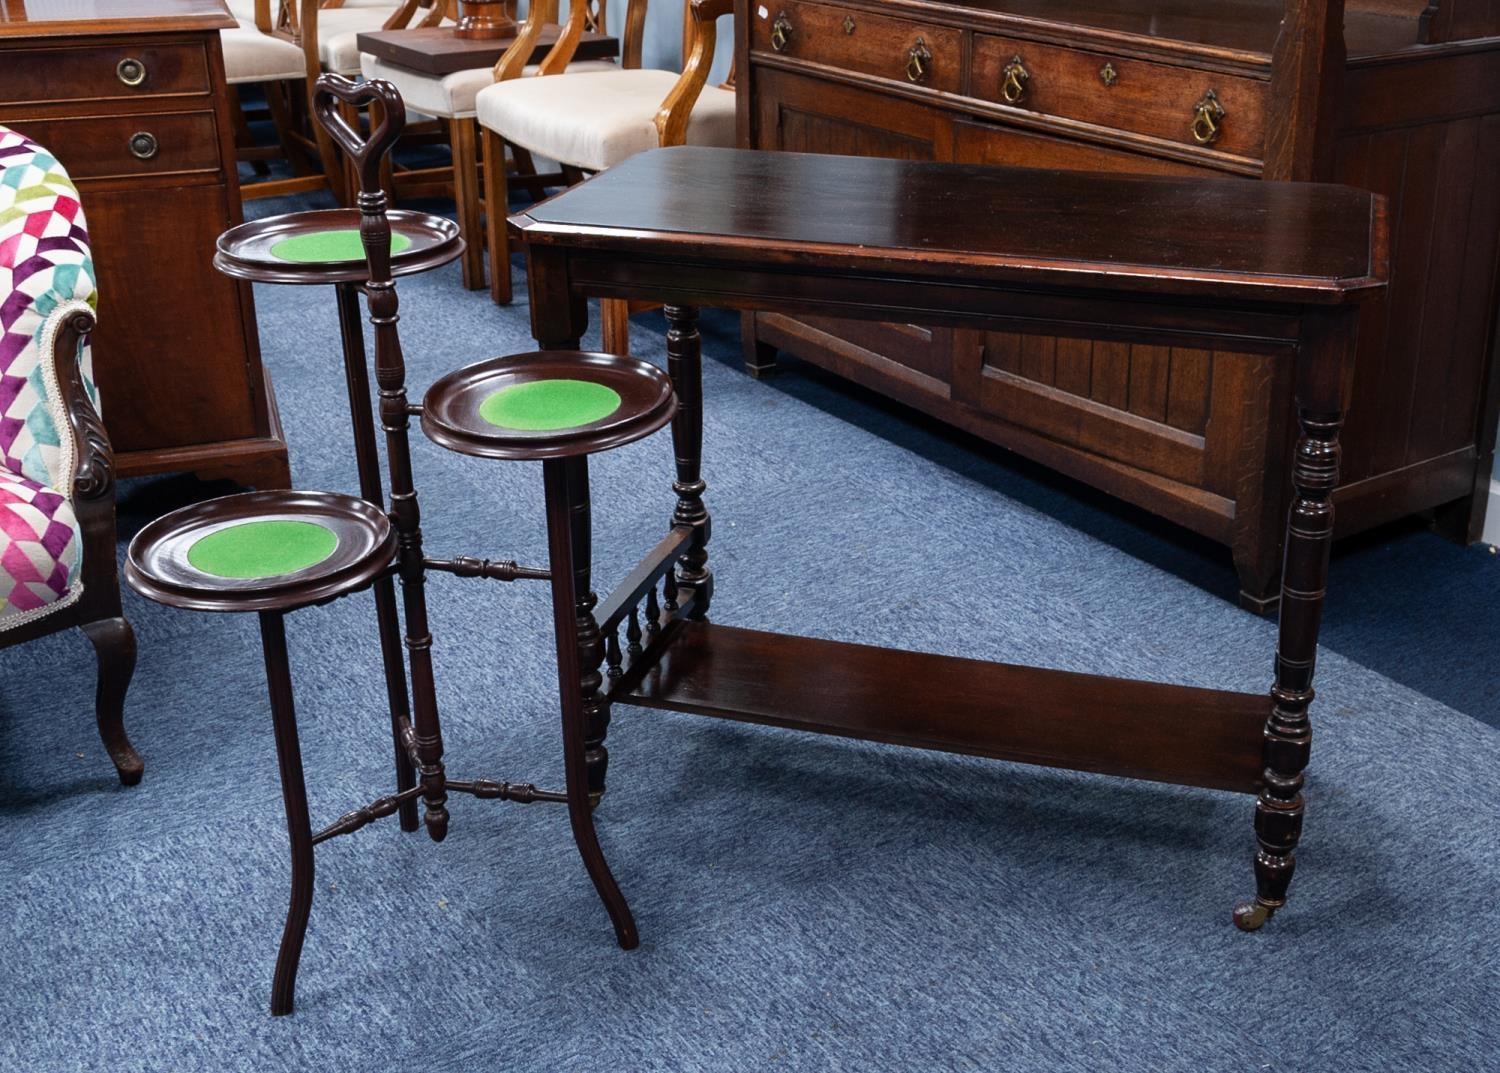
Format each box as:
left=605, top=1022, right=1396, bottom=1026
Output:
left=945, top=116, right=1259, bottom=503
left=752, top=68, right=953, bottom=385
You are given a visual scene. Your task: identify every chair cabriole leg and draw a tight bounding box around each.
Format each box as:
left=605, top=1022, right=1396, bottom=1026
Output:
left=80, top=615, right=142, bottom=786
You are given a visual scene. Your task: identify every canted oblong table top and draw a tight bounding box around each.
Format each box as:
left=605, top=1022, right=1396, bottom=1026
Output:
left=512, top=147, right=1388, bottom=306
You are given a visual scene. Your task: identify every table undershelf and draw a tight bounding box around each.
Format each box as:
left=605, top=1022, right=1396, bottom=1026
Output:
left=616, top=621, right=1268, bottom=794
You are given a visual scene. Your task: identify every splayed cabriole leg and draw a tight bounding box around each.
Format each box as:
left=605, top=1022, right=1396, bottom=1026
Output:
left=1235, top=311, right=1354, bottom=932
left=543, top=456, right=639, bottom=950
left=335, top=281, right=418, bottom=833
left=80, top=615, right=142, bottom=786
left=260, top=611, right=315, bottom=1016
left=664, top=304, right=712, bottom=617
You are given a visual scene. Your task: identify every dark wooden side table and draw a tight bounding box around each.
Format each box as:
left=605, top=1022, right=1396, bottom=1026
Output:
left=513, top=146, right=1388, bottom=931
left=0, top=0, right=290, bottom=490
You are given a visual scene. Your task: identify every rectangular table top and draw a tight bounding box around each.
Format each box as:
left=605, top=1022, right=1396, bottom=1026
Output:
left=513, top=147, right=1389, bottom=305
left=357, top=26, right=618, bottom=75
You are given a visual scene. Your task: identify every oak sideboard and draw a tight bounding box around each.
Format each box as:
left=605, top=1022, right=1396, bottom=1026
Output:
left=735, top=0, right=1500, bottom=610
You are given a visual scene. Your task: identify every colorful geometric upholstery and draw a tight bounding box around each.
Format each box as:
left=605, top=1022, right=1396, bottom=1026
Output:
left=0, top=126, right=98, bottom=491
left=0, top=467, right=81, bottom=626
left=0, top=125, right=96, bottom=630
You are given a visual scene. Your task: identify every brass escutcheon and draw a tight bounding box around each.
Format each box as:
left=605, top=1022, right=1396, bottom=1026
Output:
left=1100, top=61, right=1118, bottom=86
left=128, top=131, right=159, bottom=160
left=1191, top=89, right=1226, bottom=145
left=906, top=37, right=932, bottom=83
left=1002, top=55, right=1029, bottom=103
left=770, top=11, right=792, bottom=52
left=116, top=57, right=147, bottom=87
left=842, top=14, right=855, bottom=33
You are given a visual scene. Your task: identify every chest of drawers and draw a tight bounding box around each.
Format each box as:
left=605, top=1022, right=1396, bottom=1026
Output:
left=736, top=0, right=1500, bottom=610
left=0, top=0, right=290, bottom=491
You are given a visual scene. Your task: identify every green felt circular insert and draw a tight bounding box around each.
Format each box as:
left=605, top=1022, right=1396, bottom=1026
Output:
left=478, top=379, right=623, bottom=431
left=186, top=519, right=339, bottom=579
left=269, top=229, right=412, bottom=264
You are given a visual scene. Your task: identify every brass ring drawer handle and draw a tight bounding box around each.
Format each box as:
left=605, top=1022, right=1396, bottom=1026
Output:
left=770, top=12, right=792, bottom=52
left=906, top=37, right=932, bottom=84
left=128, top=131, right=159, bottom=161
left=117, top=57, right=147, bottom=87
left=1002, top=55, right=1029, bottom=104
left=1192, top=89, right=1225, bottom=145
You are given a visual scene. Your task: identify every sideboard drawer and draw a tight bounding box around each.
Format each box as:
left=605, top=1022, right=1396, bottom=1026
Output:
left=752, top=1, right=963, bottom=94
left=0, top=43, right=211, bottom=104
left=953, top=118, right=1222, bottom=176
left=971, top=35, right=1266, bottom=159
left=14, top=112, right=223, bottom=181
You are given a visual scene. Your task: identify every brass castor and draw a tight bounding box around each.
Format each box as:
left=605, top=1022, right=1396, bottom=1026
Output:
left=588, top=790, right=604, bottom=811
left=1233, top=899, right=1275, bottom=931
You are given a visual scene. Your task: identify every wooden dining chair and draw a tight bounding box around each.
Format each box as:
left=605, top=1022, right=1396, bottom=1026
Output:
left=359, top=0, right=617, bottom=289
left=475, top=0, right=736, bottom=355
left=267, top=0, right=451, bottom=201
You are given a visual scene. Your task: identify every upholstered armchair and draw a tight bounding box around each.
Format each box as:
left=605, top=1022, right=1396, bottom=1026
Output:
left=0, top=127, right=143, bottom=786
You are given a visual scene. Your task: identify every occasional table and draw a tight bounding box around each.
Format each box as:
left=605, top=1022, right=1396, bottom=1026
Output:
left=512, top=146, right=1388, bottom=932
left=357, top=25, right=619, bottom=291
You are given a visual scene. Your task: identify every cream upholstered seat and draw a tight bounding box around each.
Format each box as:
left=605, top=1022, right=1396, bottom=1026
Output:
left=475, top=0, right=735, bottom=338
left=221, top=20, right=308, bottom=84
left=474, top=68, right=734, bottom=172
left=359, top=53, right=617, bottom=120
left=314, top=5, right=407, bottom=74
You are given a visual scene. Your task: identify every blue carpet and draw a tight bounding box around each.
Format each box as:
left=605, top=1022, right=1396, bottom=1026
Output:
left=2, top=188, right=1497, bottom=1071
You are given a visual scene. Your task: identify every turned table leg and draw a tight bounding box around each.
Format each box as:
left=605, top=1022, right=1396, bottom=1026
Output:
left=1235, top=311, right=1355, bottom=931
left=542, top=456, right=639, bottom=949
left=260, top=611, right=315, bottom=1016
left=336, top=282, right=418, bottom=833
left=664, top=305, right=712, bottom=616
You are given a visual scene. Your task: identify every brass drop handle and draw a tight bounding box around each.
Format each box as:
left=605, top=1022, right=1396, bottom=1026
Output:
left=770, top=12, right=792, bottom=52
left=128, top=131, right=159, bottom=161
left=906, top=37, right=932, bottom=84
left=1191, top=89, right=1225, bottom=145
left=116, top=57, right=147, bottom=87
left=1001, top=55, right=1029, bottom=104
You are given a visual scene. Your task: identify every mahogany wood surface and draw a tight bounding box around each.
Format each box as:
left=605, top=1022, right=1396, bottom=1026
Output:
left=736, top=0, right=1500, bottom=609
left=421, top=350, right=677, bottom=460
left=215, top=208, right=463, bottom=285
left=623, top=621, right=1268, bottom=792
left=357, top=25, right=618, bottom=74
left=518, top=147, right=1384, bottom=302
left=516, top=143, right=1384, bottom=928
left=0, top=0, right=290, bottom=489
left=0, top=0, right=235, bottom=36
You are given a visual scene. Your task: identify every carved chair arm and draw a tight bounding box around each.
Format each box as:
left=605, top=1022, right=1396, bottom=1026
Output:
left=45, top=305, right=114, bottom=504
left=654, top=0, right=733, bottom=147
left=254, top=0, right=274, bottom=33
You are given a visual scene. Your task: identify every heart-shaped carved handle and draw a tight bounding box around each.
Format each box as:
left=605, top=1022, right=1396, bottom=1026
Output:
left=313, top=74, right=407, bottom=195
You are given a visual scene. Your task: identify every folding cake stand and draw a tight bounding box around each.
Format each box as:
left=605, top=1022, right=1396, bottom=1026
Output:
left=126, top=77, right=668, bottom=1014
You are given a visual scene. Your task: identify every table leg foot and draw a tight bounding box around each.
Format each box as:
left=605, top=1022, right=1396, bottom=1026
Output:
left=1232, top=898, right=1275, bottom=931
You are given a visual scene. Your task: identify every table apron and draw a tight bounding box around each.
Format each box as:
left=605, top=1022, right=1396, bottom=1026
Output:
left=564, top=253, right=1307, bottom=355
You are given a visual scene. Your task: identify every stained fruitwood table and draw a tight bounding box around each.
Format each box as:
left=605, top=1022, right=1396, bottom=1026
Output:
left=512, top=146, right=1388, bottom=931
